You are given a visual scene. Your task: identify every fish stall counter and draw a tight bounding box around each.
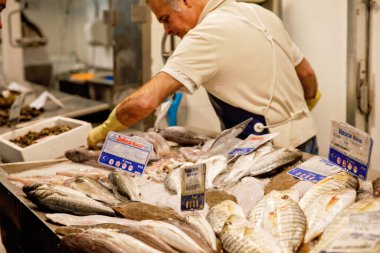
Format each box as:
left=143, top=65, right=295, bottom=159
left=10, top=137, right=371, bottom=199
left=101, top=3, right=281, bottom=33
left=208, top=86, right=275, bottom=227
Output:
left=0, top=159, right=71, bottom=253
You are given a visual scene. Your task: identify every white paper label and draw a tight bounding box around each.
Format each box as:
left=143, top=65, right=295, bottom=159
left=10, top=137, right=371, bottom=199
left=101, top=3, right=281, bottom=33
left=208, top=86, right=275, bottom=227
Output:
left=29, top=91, right=64, bottom=110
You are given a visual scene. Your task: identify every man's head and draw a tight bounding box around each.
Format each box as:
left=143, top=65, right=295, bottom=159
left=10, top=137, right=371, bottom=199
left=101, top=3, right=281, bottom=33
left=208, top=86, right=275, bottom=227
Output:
left=0, top=0, right=6, bottom=29
left=147, top=0, right=207, bottom=38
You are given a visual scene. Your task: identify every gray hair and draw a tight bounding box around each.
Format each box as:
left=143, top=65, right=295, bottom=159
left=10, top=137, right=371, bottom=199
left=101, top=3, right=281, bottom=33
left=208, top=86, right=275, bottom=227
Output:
left=164, top=0, right=180, bottom=10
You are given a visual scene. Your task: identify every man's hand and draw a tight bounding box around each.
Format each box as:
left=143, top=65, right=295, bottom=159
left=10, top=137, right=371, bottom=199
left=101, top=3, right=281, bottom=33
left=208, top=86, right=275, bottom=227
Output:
left=306, top=90, right=321, bottom=111
left=87, top=106, right=126, bottom=149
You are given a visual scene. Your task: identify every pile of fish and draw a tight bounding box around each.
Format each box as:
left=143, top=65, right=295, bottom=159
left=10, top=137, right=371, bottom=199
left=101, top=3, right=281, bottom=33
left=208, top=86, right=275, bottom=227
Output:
left=6, top=125, right=380, bottom=252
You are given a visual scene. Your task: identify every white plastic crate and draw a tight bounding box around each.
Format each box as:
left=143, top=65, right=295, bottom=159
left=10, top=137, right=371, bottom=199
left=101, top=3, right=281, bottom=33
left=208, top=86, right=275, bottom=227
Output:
left=0, top=116, right=92, bottom=162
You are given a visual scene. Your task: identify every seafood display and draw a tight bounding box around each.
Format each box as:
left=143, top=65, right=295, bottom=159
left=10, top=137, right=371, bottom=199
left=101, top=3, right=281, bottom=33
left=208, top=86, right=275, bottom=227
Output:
left=2, top=124, right=380, bottom=253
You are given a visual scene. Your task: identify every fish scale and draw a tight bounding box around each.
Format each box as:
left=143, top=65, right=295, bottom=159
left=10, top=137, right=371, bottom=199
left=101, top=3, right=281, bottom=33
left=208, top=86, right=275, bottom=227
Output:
left=299, top=171, right=359, bottom=211
left=311, top=198, right=380, bottom=253
left=262, top=191, right=306, bottom=253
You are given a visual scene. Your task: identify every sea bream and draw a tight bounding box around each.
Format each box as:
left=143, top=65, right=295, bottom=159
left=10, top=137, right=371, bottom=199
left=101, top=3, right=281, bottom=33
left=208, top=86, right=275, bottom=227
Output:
left=303, top=188, right=356, bottom=243
left=206, top=200, right=245, bottom=235
left=108, top=170, right=141, bottom=201
left=311, top=197, right=380, bottom=253
left=23, top=183, right=115, bottom=216
left=186, top=215, right=218, bottom=251
left=298, top=171, right=359, bottom=211
left=261, top=191, right=306, bottom=253
left=220, top=215, right=282, bottom=253
left=64, top=176, right=120, bottom=206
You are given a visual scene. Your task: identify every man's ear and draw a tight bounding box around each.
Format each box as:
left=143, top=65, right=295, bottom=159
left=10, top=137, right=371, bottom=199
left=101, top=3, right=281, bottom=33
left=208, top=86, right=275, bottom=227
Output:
left=183, top=0, right=193, bottom=8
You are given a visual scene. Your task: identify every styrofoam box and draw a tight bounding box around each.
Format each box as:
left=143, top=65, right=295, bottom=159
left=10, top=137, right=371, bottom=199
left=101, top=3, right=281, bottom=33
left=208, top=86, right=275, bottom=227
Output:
left=0, top=116, right=92, bottom=162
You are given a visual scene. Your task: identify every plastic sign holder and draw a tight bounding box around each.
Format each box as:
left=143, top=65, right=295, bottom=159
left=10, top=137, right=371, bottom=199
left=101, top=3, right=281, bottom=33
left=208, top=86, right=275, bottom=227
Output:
left=98, top=131, right=153, bottom=175
left=181, top=163, right=206, bottom=211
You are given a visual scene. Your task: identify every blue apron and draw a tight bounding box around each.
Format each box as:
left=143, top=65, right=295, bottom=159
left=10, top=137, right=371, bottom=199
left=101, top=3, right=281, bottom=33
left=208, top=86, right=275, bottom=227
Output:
left=207, top=92, right=269, bottom=139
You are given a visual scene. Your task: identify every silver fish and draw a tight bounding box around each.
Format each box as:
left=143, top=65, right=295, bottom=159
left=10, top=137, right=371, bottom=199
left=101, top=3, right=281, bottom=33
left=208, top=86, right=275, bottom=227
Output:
left=23, top=183, right=115, bottom=216
left=46, top=213, right=140, bottom=226
left=64, top=176, right=120, bottom=205
left=62, top=228, right=163, bottom=253
left=224, top=147, right=301, bottom=186
left=262, top=191, right=306, bottom=253
left=299, top=171, right=359, bottom=211
left=140, top=220, right=206, bottom=253
left=109, top=170, right=141, bottom=201
left=186, top=215, right=218, bottom=251
left=164, top=168, right=181, bottom=194
left=220, top=215, right=282, bottom=253
left=206, top=200, right=245, bottom=235
left=198, top=155, right=227, bottom=189
left=303, top=188, right=356, bottom=243
left=159, top=126, right=209, bottom=146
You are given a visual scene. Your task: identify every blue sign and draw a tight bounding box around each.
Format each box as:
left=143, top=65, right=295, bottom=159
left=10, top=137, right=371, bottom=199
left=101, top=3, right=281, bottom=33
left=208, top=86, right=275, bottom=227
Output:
left=181, top=193, right=205, bottom=211
left=288, top=168, right=326, bottom=183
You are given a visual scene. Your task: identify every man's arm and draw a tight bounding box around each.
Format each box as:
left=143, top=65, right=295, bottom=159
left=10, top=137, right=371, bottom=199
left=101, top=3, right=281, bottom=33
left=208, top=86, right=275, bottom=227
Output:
left=295, top=58, right=318, bottom=100
left=116, top=72, right=182, bottom=127
left=87, top=72, right=182, bottom=148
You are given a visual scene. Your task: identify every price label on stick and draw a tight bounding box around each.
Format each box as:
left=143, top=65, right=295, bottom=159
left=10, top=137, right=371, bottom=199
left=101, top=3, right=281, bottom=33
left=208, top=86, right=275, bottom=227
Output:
left=328, top=121, right=373, bottom=180
left=181, top=164, right=206, bottom=211
left=98, top=132, right=152, bottom=175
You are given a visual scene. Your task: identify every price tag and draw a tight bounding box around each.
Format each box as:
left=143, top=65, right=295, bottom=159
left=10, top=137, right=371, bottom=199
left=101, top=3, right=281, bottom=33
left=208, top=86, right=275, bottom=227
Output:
left=287, top=156, right=343, bottom=183
left=328, top=121, right=373, bottom=180
left=8, top=93, right=25, bottom=124
left=98, top=132, right=153, bottom=175
left=349, top=211, right=380, bottom=232
left=29, top=91, right=64, bottom=110
left=228, top=133, right=278, bottom=156
left=181, top=164, right=206, bottom=211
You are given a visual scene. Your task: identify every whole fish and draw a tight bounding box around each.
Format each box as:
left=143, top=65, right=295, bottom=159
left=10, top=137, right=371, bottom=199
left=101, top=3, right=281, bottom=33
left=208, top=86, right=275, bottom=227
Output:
left=23, top=183, right=115, bottom=216
left=164, top=168, right=181, bottom=194
left=46, top=213, right=140, bottom=226
left=159, top=126, right=209, bottom=146
left=220, top=215, right=282, bottom=253
left=206, top=200, right=245, bottom=235
left=262, top=191, right=306, bottom=253
left=248, top=190, right=299, bottom=226
left=108, top=171, right=140, bottom=201
left=224, top=147, right=301, bottom=186
left=113, top=201, right=185, bottom=222
left=133, top=131, right=171, bottom=157
left=179, top=147, right=212, bottom=163
left=62, top=228, right=163, bottom=253
left=186, top=215, right=217, bottom=251
left=165, top=220, right=215, bottom=253
left=198, top=155, right=227, bottom=189
left=64, top=176, right=120, bottom=206
left=311, top=198, right=380, bottom=253
left=303, top=188, right=356, bottom=243
left=140, top=220, right=205, bottom=253
left=64, top=148, right=104, bottom=168
left=299, top=171, right=359, bottom=210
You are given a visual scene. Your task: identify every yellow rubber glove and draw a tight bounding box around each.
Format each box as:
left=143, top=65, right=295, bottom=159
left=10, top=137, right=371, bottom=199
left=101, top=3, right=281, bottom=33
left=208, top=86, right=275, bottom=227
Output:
left=87, top=106, right=126, bottom=149
left=306, top=90, right=321, bottom=111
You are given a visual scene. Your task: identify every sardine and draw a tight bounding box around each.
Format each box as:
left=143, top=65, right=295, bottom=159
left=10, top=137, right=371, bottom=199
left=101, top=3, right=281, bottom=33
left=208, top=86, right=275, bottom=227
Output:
left=220, top=215, right=282, bottom=253
left=64, top=176, right=120, bottom=206
left=299, top=171, right=359, bottom=211
left=108, top=170, right=141, bottom=201
left=159, top=126, right=209, bottom=146
left=112, top=201, right=185, bottom=222
left=311, top=198, right=380, bottom=253
left=62, top=228, right=163, bottom=253
left=206, top=200, right=245, bottom=235
left=23, top=183, right=115, bottom=216
left=303, top=188, right=356, bottom=243
left=262, top=191, right=306, bottom=253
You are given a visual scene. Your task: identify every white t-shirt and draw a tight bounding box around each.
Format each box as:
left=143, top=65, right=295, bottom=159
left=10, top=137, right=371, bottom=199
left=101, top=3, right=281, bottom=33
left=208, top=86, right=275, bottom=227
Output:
left=161, top=0, right=316, bottom=148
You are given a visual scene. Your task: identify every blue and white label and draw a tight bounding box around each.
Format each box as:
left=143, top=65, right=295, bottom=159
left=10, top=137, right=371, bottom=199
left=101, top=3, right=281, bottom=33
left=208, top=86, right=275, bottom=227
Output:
left=181, top=164, right=206, bottom=211
left=228, top=133, right=278, bottom=156
left=288, top=156, right=343, bottom=183
left=329, top=121, right=373, bottom=180
left=98, top=131, right=153, bottom=175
